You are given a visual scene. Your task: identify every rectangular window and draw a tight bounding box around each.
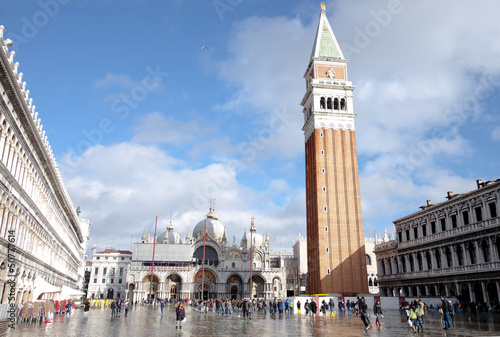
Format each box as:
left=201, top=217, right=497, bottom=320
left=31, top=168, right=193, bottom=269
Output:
left=102, top=279, right=105, bottom=283
left=111, top=268, right=115, bottom=276
left=93, top=279, right=97, bottom=283
left=489, top=202, right=497, bottom=218
left=105, top=257, right=108, bottom=260
left=440, top=218, right=446, bottom=231
left=103, top=268, right=107, bottom=275
left=119, top=279, right=122, bottom=284
left=113, top=257, right=117, bottom=260
left=474, top=207, right=482, bottom=222
left=110, top=279, right=114, bottom=284
left=405, top=230, right=410, bottom=241
left=96, top=257, right=100, bottom=260
left=463, top=211, right=469, bottom=225
left=398, top=232, right=402, bottom=243
left=120, top=268, right=124, bottom=276
left=121, top=257, right=125, bottom=260
left=451, top=214, right=457, bottom=228
left=422, top=224, right=427, bottom=237
left=94, top=268, right=98, bottom=275
left=431, top=221, right=436, bottom=234
left=413, top=227, right=418, bottom=239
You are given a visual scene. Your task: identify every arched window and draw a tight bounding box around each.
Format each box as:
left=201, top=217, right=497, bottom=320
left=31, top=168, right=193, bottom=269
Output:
left=426, top=251, right=432, bottom=270
left=333, top=98, right=339, bottom=110
left=366, top=254, right=371, bottom=266
left=320, top=97, right=326, bottom=109
left=369, top=278, right=373, bottom=287
left=232, top=262, right=235, bottom=268
left=340, top=98, right=346, bottom=110
left=374, top=278, right=378, bottom=286
left=327, top=97, right=332, bottom=109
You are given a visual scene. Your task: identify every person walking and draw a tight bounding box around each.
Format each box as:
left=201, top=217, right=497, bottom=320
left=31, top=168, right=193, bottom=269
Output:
left=124, top=301, right=130, bottom=318
left=110, top=300, right=116, bottom=318
left=441, top=296, right=452, bottom=330
left=278, top=299, right=284, bottom=315
left=84, top=300, right=90, bottom=315
left=418, top=299, right=426, bottom=326
left=161, top=300, right=165, bottom=315
left=409, top=303, right=419, bottom=333
left=360, top=301, right=371, bottom=333
left=305, top=299, right=310, bottom=316
left=297, top=300, right=301, bottom=315
left=242, top=298, right=249, bottom=320
left=339, top=298, right=345, bottom=317
left=373, top=300, right=383, bottom=328
left=310, top=299, right=317, bottom=318
left=329, top=298, right=335, bottom=317
left=176, top=302, right=185, bottom=329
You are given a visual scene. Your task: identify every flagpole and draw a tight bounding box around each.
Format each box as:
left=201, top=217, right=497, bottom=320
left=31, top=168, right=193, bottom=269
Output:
left=150, top=211, right=158, bottom=301
left=201, top=213, right=207, bottom=303
left=250, top=216, right=254, bottom=299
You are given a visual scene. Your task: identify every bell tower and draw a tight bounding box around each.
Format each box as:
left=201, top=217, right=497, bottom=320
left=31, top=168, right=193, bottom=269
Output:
left=301, top=3, right=368, bottom=295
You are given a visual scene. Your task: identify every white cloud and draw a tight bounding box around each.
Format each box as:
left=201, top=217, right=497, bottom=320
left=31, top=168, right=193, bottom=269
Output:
left=132, top=112, right=203, bottom=145
left=62, top=142, right=305, bottom=252
left=93, top=73, right=138, bottom=89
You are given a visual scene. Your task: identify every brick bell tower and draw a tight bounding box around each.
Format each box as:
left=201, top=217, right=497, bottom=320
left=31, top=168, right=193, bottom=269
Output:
left=301, top=3, right=368, bottom=295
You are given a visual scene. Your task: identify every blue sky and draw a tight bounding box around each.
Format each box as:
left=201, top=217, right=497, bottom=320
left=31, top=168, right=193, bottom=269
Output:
left=1, top=0, right=499, bottom=253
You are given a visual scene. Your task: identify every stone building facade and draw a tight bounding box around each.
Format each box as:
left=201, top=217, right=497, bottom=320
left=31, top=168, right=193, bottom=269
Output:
left=375, top=179, right=500, bottom=306
left=301, top=4, right=367, bottom=295
left=88, top=249, right=132, bottom=299
left=126, top=210, right=306, bottom=301
left=0, top=26, right=91, bottom=303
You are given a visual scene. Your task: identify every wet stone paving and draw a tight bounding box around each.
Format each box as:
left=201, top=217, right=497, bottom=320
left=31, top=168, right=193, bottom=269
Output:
left=7, top=304, right=500, bottom=336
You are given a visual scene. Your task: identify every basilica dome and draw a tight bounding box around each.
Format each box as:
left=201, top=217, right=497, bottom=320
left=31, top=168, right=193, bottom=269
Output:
left=157, top=221, right=182, bottom=244
left=240, top=224, right=264, bottom=250
left=192, top=211, right=227, bottom=243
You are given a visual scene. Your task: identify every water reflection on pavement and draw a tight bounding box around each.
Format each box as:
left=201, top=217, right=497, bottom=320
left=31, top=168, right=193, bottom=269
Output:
left=7, top=305, right=500, bottom=336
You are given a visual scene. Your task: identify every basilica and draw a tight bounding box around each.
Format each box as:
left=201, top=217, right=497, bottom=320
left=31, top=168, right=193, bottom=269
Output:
left=125, top=208, right=307, bottom=302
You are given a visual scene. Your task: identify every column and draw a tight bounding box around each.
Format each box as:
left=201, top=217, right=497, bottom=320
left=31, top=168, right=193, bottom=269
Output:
left=422, top=251, right=429, bottom=270
left=431, top=249, right=438, bottom=270
left=473, top=240, right=480, bottom=264
left=496, top=281, right=500, bottom=304
left=425, top=285, right=429, bottom=297
left=487, top=237, right=494, bottom=263
left=450, top=245, right=457, bottom=268
left=445, top=284, right=450, bottom=297
left=481, top=281, right=487, bottom=306
left=405, top=254, right=411, bottom=273
left=468, top=283, right=475, bottom=302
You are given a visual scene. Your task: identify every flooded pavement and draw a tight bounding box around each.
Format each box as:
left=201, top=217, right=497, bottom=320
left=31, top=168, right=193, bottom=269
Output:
left=7, top=304, right=500, bottom=336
